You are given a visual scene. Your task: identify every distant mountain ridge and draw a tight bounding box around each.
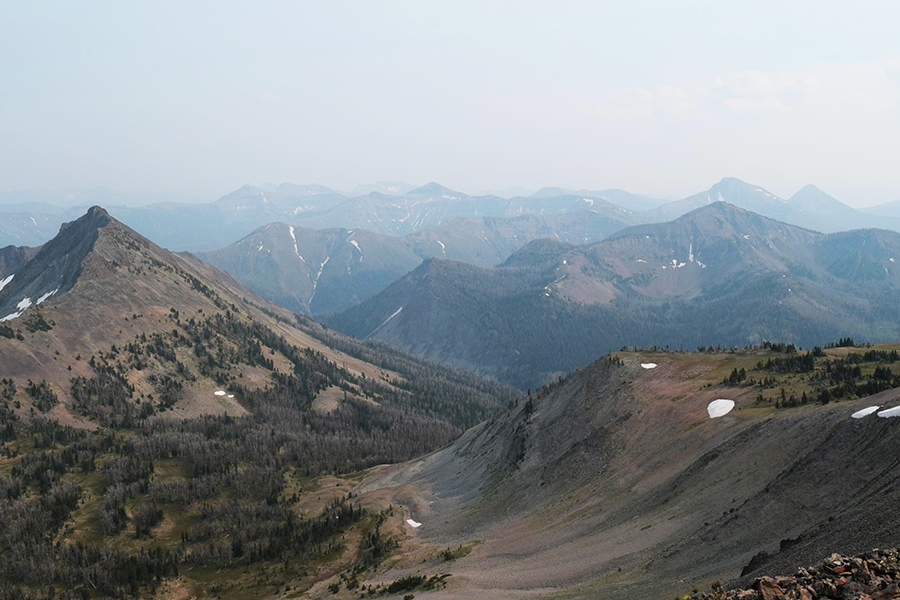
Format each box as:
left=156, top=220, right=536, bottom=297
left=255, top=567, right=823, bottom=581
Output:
left=198, top=208, right=636, bottom=314
left=3, top=177, right=899, bottom=252
left=327, top=202, right=900, bottom=388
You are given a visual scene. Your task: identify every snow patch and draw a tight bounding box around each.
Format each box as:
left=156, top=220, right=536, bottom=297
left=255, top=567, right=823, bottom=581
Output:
left=0, top=274, right=13, bottom=293
left=878, top=406, right=900, bottom=418
left=289, top=226, right=304, bottom=261
left=640, top=363, right=657, bottom=369
left=717, top=191, right=725, bottom=202
left=707, top=399, right=735, bottom=419
left=367, top=307, right=403, bottom=338
left=214, top=390, right=226, bottom=396
left=582, top=198, right=594, bottom=206
left=743, top=235, right=750, bottom=240
left=636, top=259, right=647, bottom=263
left=30, top=217, right=37, bottom=227
left=0, top=296, right=33, bottom=322
left=227, top=394, right=235, bottom=399
left=891, top=258, right=895, bottom=263
left=436, top=240, right=445, bottom=253
left=852, top=406, right=880, bottom=419
left=406, top=519, right=421, bottom=528
left=36, top=289, right=58, bottom=304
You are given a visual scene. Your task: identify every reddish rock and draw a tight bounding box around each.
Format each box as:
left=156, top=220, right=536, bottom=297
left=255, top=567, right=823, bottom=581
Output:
left=757, top=577, right=785, bottom=600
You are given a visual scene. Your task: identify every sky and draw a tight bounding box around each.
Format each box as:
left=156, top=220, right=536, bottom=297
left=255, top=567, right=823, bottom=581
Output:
left=1, top=1, right=899, bottom=206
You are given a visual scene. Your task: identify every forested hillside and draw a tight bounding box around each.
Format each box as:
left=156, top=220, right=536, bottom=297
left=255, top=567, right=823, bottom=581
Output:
left=0, top=207, right=514, bottom=598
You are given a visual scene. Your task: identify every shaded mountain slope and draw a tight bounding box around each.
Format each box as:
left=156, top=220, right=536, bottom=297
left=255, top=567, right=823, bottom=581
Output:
left=328, top=203, right=900, bottom=388
left=348, top=346, right=900, bottom=600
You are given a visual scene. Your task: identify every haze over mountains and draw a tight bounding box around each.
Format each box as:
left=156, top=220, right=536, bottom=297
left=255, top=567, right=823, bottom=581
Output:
left=328, top=202, right=900, bottom=388
left=4, top=177, right=899, bottom=251
left=4, top=202, right=900, bottom=597
left=197, top=207, right=633, bottom=315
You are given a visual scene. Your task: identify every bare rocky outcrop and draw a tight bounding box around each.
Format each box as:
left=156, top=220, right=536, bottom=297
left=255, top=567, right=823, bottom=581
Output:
left=691, top=549, right=900, bottom=600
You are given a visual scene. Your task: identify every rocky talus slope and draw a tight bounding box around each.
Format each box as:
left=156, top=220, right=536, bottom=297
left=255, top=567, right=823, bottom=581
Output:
left=691, top=549, right=900, bottom=600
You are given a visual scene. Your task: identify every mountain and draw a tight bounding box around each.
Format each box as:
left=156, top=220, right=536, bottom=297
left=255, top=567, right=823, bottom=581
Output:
left=647, top=178, right=900, bottom=233
left=327, top=203, right=900, bottom=388
left=199, top=223, right=423, bottom=314
left=0, top=206, right=514, bottom=596
left=199, top=209, right=636, bottom=315
left=861, top=198, right=900, bottom=219
left=350, top=344, right=900, bottom=599
left=531, top=186, right=668, bottom=211
left=1, top=182, right=649, bottom=251
left=0, top=244, right=38, bottom=280
left=343, top=181, right=418, bottom=196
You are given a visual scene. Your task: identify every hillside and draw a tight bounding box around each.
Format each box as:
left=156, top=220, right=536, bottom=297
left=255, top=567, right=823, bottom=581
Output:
left=198, top=209, right=633, bottom=315
left=0, top=207, right=514, bottom=598
left=335, top=343, right=900, bottom=600
left=327, top=203, right=900, bottom=388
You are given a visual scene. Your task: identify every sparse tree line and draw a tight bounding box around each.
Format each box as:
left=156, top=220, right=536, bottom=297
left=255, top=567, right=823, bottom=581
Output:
left=0, top=300, right=511, bottom=596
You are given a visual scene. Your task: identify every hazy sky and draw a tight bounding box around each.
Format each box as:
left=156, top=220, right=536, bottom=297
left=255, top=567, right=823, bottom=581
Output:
left=2, top=1, right=899, bottom=205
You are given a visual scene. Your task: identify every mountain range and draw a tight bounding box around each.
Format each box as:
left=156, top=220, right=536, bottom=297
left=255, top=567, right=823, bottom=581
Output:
left=197, top=206, right=634, bottom=315
left=5, top=177, right=899, bottom=252
left=327, top=202, right=900, bottom=388
left=4, top=205, right=900, bottom=598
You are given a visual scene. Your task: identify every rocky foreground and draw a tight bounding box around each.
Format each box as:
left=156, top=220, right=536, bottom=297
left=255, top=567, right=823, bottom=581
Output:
left=689, top=549, right=900, bottom=599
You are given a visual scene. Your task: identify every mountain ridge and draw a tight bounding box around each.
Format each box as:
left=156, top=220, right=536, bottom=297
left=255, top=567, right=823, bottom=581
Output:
left=327, top=202, right=900, bottom=388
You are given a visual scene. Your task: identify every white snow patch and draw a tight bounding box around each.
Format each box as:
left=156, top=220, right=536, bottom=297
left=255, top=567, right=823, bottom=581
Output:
left=0, top=274, right=13, bottom=293
left=688, top=242, right=694, bottom=263
left=852, top=406, right=880, bottom=419
left=878, top=406, right=900, bottom=418
left=367, top=307, right=403, bottom=338
left=0, top=297, right=33, bottom=322
left=707, top=399, right=735, bottom=418
left=636, top=259, right=647, bottom=263
left=891, top=258, right=895, bottom=263
left=640, top=363, right=657, bottom=369
left=717, top=191, right=725, bottom=202
left=36, top=289, right=58, bottom=304
left=743, top=234, right=750, bottom=240
left=227, top=394, right=235, bottom=399
left=671, top=259, right=686, bottom=268
left=645, top=236, right=651, bottom=239
left=349, top=239, right=361, bottom=255
left=406, top=519, right=421, bottom=528
left=289, top=226, right=304, bottom=261
left=214, top=390, right=226, bottom=396
left=257, top=243, right=264, bottom=252
left=582, top=198, right=594, bottom=206
left=30, top=217, right=37, bottom=227
left=436, top=240, right=445, bottom=253
left=562, top=259, right=567, bottom=265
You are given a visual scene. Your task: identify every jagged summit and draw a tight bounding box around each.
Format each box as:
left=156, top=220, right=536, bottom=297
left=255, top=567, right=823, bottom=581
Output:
left=0, top=205, right=117, bottom=320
